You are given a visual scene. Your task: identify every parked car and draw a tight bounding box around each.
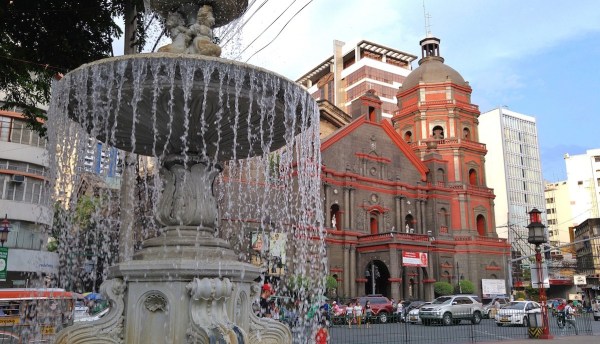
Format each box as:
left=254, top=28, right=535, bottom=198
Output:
left=483, top=296, right=510, bottom=318
left=419, top=295, right=484, bottom=326
left=495, top=301, right=541, bottom=327
left=351, top=295, right=395, bottom=323
left=407, top=302, right=430, bottom=324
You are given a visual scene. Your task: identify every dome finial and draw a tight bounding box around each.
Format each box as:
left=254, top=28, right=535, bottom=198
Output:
left=423, top=0, right=433, bottom=38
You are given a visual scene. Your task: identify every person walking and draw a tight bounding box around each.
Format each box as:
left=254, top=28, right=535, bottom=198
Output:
left=346, top=302, right=354, bottom=328
left=364, top=301, right=372, bottom=328
left=396, top=299, right=404, bottom=323
left=564, top=300, right=579, bottom=335
left=353, top=302, right=363, bottom=328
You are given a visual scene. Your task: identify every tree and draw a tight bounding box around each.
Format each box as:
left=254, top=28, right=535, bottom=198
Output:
left=0, top=0, right=148, bottom=135
left=434, top=281, right=454, bottom=296
left=455, top=280, right=475, bottom=294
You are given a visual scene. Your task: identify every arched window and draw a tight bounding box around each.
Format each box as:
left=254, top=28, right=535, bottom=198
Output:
left=436, top=168, right=446, bottom=184
left=439, top=208, right=448, bottom=233
left=432, top=125, right=444, bottom=139
left=404, top=214, right=415, bottom=232
left=463, top=127, right=471, bottom=140
left=404, top=131, right=412, bottom=143
left=469, top=169, right=478, bottom=185
left=443, top=271, right=451, bottom=283
left=330, top=204, right=341, bottom=230
left=370, top=212, right=379, bottom=234
left=476, top=214, right=486, bottom=236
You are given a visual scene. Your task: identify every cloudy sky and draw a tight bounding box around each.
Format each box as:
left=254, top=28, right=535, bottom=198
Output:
left=126, top=0, right=600, bottom=182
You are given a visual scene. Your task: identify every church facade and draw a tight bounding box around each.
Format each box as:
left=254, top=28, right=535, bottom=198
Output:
left=316, top=36, right=510, bottom=301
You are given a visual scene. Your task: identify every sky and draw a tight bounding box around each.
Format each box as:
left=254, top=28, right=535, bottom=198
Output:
left=119, top=0, right=600, bottom=182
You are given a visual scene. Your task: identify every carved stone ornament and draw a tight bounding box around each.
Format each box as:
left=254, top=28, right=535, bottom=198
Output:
left=144, top=293, right=168, bottom=312
left=55, top=278, right=127, bottom=344
left=186, top=278, right=246, bottom=343
left=156, top=156, right=222, bottom=227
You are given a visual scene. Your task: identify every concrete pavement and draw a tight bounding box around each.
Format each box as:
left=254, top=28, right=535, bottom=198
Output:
left=481, top=335, right=597, bottom=344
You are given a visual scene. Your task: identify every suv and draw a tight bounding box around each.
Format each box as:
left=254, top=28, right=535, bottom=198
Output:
left=352, top=295, right=394, bottom=323
left=419, top=295, right=483, bottom=326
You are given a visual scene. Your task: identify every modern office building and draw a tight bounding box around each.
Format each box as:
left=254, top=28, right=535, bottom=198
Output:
left=479, top=108, right=546, bottom=257
left=0, top=109, right=57, bottom=288
left=296, top=40, right=417, bottom=118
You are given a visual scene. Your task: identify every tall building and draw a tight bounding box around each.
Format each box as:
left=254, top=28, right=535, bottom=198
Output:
left=304, top=36, right=509, bottom=301
left=296, top=40, right=417, bottom=118
left=544, top=180, right=574, bottom=246
left=82, top=138, right=122, bottom=178
left=478, top=108, right=546, bottom=257
left=564, top=149, right=600, bottom=222
left=0, top=109, right=57, bottom=288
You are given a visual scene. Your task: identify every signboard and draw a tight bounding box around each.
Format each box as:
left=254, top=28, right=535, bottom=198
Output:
left=402, top=252, right=428, bottom=267
left=574, top=275, right=587, bottom=285
left=530, top=263, right=550, bottom=288
left=568, top=293, right=583, bottom=301
left=482, top=279, right=507, bottom=297
left=269, top=232, right=287, bottom=264
left=0, top=247, right=7, bottom=282
left=251, top=232, right=269, bottom=254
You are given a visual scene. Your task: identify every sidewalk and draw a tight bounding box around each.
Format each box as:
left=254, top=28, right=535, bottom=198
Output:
left=481, top=335, right=596, bottom=344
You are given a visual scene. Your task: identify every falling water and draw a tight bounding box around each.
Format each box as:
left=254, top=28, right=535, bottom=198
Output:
left=46, top=53, right=326, bottom=342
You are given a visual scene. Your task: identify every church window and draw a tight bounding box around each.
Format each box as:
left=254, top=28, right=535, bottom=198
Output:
left=330, top=204, right=341, bottom=230
left=432, top=125, right=444, bottom=140
left=469, top=169, right=478, bottom=185
left=370, top=212, right=379, bottom=234
left=463, top=127, right=471, bottom=140
left=476, top=214, right=486, bottom=236
left=404, top=131, right=412, bottom=143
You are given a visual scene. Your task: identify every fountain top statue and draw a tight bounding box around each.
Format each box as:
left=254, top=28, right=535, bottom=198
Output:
left=148, top=0, right=248, bottom=27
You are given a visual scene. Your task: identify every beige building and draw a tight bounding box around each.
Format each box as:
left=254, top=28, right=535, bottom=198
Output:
left=544, top=181, right=574, bottom=246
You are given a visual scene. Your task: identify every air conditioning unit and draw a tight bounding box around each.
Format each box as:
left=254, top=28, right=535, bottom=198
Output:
left=10, top=175, right=25, bottom=183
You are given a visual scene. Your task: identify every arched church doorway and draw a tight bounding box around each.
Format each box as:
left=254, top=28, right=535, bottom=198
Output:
left=364, top=260, right=390, bottom=297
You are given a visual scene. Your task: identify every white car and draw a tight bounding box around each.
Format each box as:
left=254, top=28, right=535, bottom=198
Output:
left=407, top=302, right=430, bottom=324
left=495, top=301, right=540, bottom=327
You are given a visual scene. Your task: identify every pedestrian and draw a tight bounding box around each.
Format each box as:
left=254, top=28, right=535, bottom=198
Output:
left=346, top=302, right=354, bottom=328
left=353, top=301, right=363, bottom=328
left=396, top=299, right=404, bottom=323
left=564, top=300, right=578, bottom=335
left=364, top=300, right=372, bottom=328
left=315, top=319, right=329, bottom=344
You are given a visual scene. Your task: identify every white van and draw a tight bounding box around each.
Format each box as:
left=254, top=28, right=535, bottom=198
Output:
left=592, top=298, right=600, bottom=321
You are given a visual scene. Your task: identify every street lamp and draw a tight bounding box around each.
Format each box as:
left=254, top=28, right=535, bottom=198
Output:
left=527, top=208, right=552, bottom=340
left=0, top=214, right=11, bottom=246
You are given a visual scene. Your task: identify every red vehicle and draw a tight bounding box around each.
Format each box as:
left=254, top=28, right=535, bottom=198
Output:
left=351, top=295, right=395, bottom=323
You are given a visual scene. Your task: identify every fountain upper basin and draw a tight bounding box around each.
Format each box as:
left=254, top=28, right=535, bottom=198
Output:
left=58, top=53, right=312, bottom=160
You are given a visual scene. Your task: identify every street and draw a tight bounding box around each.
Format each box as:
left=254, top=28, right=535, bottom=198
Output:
left=329, top=315, right=600, bottom=344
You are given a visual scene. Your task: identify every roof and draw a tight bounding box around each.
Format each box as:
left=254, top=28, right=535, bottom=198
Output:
left=401, top=56, right=467, bottom=90
left=296, top=40, right=417, bottom=84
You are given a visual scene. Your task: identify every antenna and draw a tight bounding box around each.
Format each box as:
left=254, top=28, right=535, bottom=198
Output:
left=422, top=0, right=432, bottom=37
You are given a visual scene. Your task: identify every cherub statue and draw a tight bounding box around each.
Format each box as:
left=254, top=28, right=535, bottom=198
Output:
left=186, top=5, right=221, bottom=57
left=158, top=12, right=191, bottom=53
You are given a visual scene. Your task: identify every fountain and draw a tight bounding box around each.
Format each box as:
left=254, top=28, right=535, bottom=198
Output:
left=48, top=1, right=325, bottom=343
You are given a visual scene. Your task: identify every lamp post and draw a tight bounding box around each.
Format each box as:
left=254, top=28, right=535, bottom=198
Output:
left=527, top=208, right=552, bottom=340
left=0, top=215, right=11, bottom=246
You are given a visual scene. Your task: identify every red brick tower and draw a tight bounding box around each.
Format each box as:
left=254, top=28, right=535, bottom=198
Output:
left=392, top=36, right=496, bottom=237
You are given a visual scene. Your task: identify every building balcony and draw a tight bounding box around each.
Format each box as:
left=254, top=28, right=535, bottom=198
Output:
left=357, top=231, right=432, bottom=248
left=409, top=138, right=486, bottom=152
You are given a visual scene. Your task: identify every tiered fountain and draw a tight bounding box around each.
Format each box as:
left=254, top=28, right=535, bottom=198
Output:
left=49, top=1, right=323, bottom=343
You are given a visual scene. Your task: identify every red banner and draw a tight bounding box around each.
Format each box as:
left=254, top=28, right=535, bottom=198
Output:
left=402, top=251, right=428, bottom=267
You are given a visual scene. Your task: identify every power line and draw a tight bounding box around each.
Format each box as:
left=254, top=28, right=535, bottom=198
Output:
left=0, top=55, right=68, bottom=73
left=244, top=0, right=313, bottom=63
left=234, top=0, right=299, bottom=58
left=220, top=0, right=271, bottom=48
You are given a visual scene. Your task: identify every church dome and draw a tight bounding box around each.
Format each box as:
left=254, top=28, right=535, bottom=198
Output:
left=401, top=36, right=467, bottom=90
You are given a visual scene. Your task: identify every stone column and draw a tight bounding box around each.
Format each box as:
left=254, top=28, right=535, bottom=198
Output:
left=390, top=247, right=400, bottom=301
left=415, top=199, right=421, bottom=234
left=394, top=196, right=401, bottom=231
left=349, top=187, right=355, bottom=229
left=343, top=244, right=350, bottom=297
left=350, top=245, right=357, bottom=297
left=323, top=183, right=330, bottom=227
left=400, top=196, right=406, bottom=231
left=418, top=268, right=424, bottom=300
left=420, top=199, right=426, bottom=234
left=343, top=187, right=351, bottom=230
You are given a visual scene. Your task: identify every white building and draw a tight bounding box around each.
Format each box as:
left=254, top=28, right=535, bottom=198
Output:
left=544, top=180, right=574, bottom=246
left=0, top=109, right=57, bottom=287
left=564, top=149, right=600, bottom=223
left=478, top=107, right=546, bottom=258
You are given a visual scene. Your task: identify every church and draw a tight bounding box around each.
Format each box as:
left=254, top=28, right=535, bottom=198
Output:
left=304, top=35, right=510, bottom=301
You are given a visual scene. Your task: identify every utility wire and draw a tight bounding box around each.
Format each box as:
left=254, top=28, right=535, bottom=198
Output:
left=220, top=0, right=271, bottom=48
left=244, top=0, right=313, bottom=63
left=234, top=0, right=298, bottom=58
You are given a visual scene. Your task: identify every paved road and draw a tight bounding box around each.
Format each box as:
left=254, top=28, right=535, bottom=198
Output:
left=328, top=315, right=599, bottom=344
